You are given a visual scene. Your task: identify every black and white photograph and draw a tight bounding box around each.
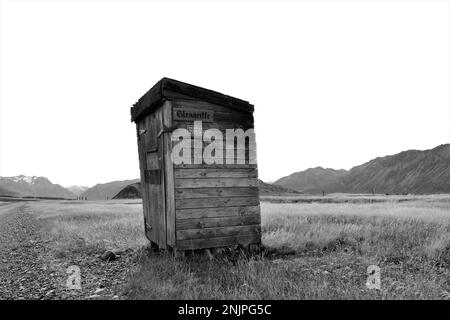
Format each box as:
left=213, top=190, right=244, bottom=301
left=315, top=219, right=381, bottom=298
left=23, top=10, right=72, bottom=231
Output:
left=0, top=0, right=449, bottom=311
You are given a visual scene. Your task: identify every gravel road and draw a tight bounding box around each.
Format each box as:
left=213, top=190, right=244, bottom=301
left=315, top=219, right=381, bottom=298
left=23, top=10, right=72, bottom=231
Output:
left=0, top=203, right=139, bottom=300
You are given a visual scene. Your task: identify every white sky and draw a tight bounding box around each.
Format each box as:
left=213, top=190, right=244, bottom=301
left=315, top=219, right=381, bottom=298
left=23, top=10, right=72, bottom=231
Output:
left=0, top=0, right=449, bottom=187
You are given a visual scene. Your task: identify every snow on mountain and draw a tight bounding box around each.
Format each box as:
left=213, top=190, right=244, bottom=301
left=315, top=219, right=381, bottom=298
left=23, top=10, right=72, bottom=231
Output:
left=0, top=175, right=76, bottom=198
left=66, top=185, right=89, bottom=196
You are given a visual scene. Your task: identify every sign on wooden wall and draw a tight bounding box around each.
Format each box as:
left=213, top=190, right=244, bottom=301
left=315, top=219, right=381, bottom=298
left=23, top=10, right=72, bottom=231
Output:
left=173, top=107, right=214, bottom=122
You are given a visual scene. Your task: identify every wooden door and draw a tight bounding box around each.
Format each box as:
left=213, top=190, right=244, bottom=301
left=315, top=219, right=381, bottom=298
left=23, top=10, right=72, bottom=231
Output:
left=138, top=110, right=166, bottom=248
left=145, top=147, right=165, bottom=247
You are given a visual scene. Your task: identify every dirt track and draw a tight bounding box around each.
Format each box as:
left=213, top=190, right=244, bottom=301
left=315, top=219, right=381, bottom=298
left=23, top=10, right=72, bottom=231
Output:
left=0, top=203, right=138, bottom=300
left=0, top=203, right=59, bottom=299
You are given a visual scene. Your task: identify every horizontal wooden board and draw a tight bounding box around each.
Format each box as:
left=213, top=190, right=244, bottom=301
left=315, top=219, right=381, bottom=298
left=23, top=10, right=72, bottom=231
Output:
left=177, top=205, right=260, bottom=220
left=176, top=215, right=261, bottom=230
left=175, top=168, right=257, bottom=179
left=171, top=145, right=257, bottom=166
left=173, top=108, right=214, bottom=122
left=172, top=150, right=256, bottom=160
left=177, top=224, right=261, bottom=241
left=173, top=110, right=253, bottom=125
left=175, top=187, right=259, bottom=199
left=173, top=121, right=254, bottom=132
left=172, top=99, right=253, bottom=115
left=173, top=158, right=256, bottom=166
left=175, top=164, right=257, bottom=169
left=173, top=147, right=257, bottom=156
left=171, top=140, right=257, bottom=152
left=176, top=234, right=261, bottom=250
left=176, top=196, right=259, bottom=209
left=175, top=178, right=258, bottom=189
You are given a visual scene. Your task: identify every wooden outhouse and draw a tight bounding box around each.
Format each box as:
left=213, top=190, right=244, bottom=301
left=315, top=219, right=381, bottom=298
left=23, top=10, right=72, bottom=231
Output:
left=131, top=78, right=261, bottom=253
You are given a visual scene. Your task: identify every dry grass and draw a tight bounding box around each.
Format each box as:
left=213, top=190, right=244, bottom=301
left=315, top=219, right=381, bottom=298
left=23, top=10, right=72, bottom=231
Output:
left=28, top=196, right=450, bottom=300
left=32, top=200, right=146, bottom=258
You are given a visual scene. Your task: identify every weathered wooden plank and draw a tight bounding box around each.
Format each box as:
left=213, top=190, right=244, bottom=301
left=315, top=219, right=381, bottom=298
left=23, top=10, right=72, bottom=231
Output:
left=173, top=121, right=254, bottom=132
left=172, top=106, right=253, bottom=124
left=162, top=101, right=176, bottom=247
left=172, top=99, right=254, bottom=115
left=176, top=196, right=259, bottom=209
left=175, top=168, right=257, bottom=179
left=177, top=205, right=260, bottom=220
left=136, top=118, right=152, bottom=242
left=172, top=147, right=255, bottom=158
left=171, top=140, right=256, bottom=165
left=155, top=108, right=166, bottom=248
left=161, top=80, right=254, bottom=113
left=176, top=234, right=261, bottom=250
left=173, top=110, right=253, bottom=125
left=176, top=215, right=261, bottom=230
left=177, top=224, right=260, bottom=241
left=175, top=178, right=258, bottom=189
left=143, top=113, right=160, bottom=244
left=177, top=206, right=261, bottom=221
left=175, top=163, right=257, bottom=169
left=175, top=187, right=259, bottom=199
left=172, top=140, right=257, bottom=151
left=173, top=157, right=256, bottom=166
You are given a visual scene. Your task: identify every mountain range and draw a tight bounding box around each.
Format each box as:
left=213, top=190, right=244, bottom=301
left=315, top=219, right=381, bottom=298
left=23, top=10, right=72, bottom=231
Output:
left=1, top=144, right=448, bottom=198
left=0, top=175, right=76, bottom=198
left=274, top=144, right=450, bottom=194
left=66, top=185, right=89, bottom=196
left=79, top=179, right=140, bottom=200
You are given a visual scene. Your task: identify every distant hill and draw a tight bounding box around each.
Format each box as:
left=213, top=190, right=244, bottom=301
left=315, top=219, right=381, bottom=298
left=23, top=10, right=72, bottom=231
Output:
left=80, top=179, right=140, bottom=200
left=257, top=180, right=300, bottom=195
left=274, top=144, right=450, bottom=194
left=0, top=175, right=76, bottom=198
left=112, top=182, right=142, bottom=199
left=274, top=167, right=347, bottom=193
left=0, top=185, right=19, bottom=197
left=66, top=185, right=89, bottom=196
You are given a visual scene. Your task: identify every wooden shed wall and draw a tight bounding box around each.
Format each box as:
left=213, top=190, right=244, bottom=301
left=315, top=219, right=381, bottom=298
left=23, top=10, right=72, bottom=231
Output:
left=170, top=99, right=261, bottom=250
left=136, top=102, right=172, bottom=248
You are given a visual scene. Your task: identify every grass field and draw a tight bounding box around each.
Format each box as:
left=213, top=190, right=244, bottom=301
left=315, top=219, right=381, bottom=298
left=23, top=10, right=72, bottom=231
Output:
left=26, top=195, right=450, bottom=300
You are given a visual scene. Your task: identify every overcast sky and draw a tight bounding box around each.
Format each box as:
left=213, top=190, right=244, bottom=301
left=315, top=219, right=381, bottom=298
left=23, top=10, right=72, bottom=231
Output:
left=1, top=0, right=449, bottom=187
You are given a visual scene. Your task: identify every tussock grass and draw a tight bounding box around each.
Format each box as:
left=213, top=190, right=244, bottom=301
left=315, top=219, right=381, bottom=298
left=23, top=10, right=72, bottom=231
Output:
left=126, top=199, right=450, bottom=300
left=32, top=200, right=146, bottom=257
left=29, top=196, right=450, bottom=299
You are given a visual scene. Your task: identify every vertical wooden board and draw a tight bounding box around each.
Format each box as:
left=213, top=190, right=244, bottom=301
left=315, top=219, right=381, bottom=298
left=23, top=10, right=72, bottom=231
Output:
left=136, top=120, right=151, bottom=241
left=144, top=110, right=166, bottom=247
left=144, top=116, right=157, bottom=243
left=162, top=101, right=176, bottom=247
left=155, top=108, right=167, bottom=248
left=137, top=119, right=148, bottom=238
